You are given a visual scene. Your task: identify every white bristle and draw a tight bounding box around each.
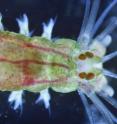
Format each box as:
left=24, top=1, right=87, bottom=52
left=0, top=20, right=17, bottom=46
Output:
left=36, top=89, right=51, bottom=109
left=97, top=35, right=112, bottom=47
left=91, top=0, right=117, bottom=38
left=103, top=69, right=117, bottom=79
left=103, top=51, right=117, bottom=62
left=109, top=112, right=117, bottom=123
left=84, top=0, right=100, bottom=38
left=90, top=105, right=108, bottom=124
left=8, top=90, right=24, bottom=110
left=78, top=0, right=100, bottom=48
left=17, top=14, right=31, bottom=37
left=99, top=93, right=117, bottom=109
left=96, top=17, right=117, bottom=43
left=42, top=18, right=56, bottom=40
left=98, top=93, right=117, bottom=123
left=78, top=91, right=94, bottom=124
left=78, top=0, right=91, bottom=42
left=101, top=85, right=114, bottom=97
left=89, top=94, right=114, bottom=124
left=0, top=13, right=4, bottom=31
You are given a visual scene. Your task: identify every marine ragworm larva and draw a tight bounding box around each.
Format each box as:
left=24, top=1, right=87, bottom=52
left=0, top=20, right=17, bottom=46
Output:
left=0, top=0, right=117, bottom=124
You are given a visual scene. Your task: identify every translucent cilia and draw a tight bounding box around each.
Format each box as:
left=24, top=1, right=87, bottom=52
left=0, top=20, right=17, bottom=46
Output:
left=0, top=0, right=117, bottom=123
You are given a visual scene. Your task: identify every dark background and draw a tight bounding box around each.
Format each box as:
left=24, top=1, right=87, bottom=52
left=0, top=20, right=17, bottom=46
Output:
left=0, top=0, right=117, bottom=124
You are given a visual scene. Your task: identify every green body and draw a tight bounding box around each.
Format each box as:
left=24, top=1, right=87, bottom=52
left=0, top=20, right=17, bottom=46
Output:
left=0, top=31, right=79, bottom=93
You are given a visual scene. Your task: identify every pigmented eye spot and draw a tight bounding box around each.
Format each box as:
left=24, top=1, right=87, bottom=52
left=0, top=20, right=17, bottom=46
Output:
left=86, top=73, right=95, bottom=80
left=78, top=51, right=94, bottom=61
left=79, top=72, right=95, bottom=80
left=85, top=52, right=94, bottom=58
left=79, top=72, right=87, bottom=79
left=78, top=54, right=87, bottom=60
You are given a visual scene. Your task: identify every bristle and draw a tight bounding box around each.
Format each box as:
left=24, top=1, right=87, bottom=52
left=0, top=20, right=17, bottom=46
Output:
left=91, top=0, right=117, bottom=38
left=103, top=69, right=117, bottom=79
left=42, top=18, right=56, bottom=40
left=78, top=0, right=91, bottom=42
left=84, top=0, right=100, bottom=39
left=0, top=13, right=4, bottom=31
left=95, top=17, right=117, bottom=44
left=78, top=91, right=94, bottom=124
left=78, top=0, right=100, bottom=48
left=109, top=112, right=117, bottom=123
left=36, top=89, right=51, bottom=109
left=101, top=85, right=114, bottom=97
left=103, top=51, right=117, bottom=62
left=90, top=105, right=108, bottom=124
left=8, top=91, right=24, bottom=110
left=89, top=94, right=114, bottom=124
left=17, top=14, right=31, bottom=37
left=96, top=35, right=112, bottom=47
left=99, top=93, right=117, bottom=109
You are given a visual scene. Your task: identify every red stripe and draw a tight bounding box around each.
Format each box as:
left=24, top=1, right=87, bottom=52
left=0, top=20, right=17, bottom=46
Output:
left=24, top=43, right=69, bottom=58
left=0, top=57, right=69, bottom=86
left=22, top=77, right=68, bottom=86
left=0, top=58, right=69, bottom=70
left=0, top=35, right=69, bottom=58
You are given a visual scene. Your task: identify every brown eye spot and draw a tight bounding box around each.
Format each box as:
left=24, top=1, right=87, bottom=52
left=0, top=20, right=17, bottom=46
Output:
left=86, top=73, right=95, bottom=80
left=79, top=54, right=86, bottom=60
left=79, top=72, right=87, bottom=79
left=85, top=52, right=94, bottom=58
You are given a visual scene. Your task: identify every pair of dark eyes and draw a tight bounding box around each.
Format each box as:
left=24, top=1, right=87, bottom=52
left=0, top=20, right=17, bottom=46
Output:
left=78, top=52, right=94, bottom=60
left=79, top=72, right=95, bottom=80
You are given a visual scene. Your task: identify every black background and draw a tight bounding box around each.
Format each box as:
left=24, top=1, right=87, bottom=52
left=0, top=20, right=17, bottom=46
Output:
left=0, top=0, right=117, bottom=124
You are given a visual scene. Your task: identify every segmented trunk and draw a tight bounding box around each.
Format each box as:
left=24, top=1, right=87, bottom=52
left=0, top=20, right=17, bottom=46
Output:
left=0, top=31, right=78, bottom=92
